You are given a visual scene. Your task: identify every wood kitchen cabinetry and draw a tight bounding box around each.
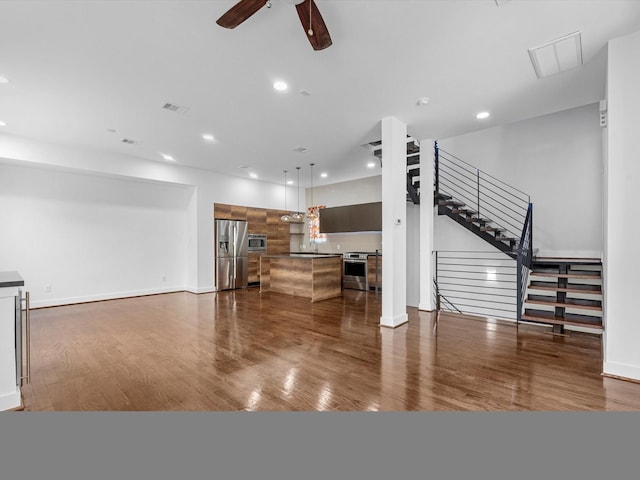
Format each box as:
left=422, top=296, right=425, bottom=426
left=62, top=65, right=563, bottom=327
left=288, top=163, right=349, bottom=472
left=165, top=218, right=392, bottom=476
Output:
left=368, top=254, right=382, bottom=291
left=319, top=202, right=382, bottom=233
left=214, top=203, right=291, bottom=284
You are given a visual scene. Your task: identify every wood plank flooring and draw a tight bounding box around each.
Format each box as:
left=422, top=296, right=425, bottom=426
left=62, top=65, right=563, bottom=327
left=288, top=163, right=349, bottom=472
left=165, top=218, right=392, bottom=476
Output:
left=19, top=288, right=640, bottom=411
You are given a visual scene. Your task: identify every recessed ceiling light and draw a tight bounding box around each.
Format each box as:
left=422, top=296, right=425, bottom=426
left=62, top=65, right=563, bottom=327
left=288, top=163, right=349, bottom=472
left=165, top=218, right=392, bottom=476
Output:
left=160, top=153, right=175, bottom=161
left=320, top=172, right=328, bottom=178
left=287, top=180, right=294, bottom=185
left=0, top=121, right=6, bottom=127
left=0, top=76, right=9, bottom=84
left=416, top=97, right=430, bottom=106
left=273, top=81, right=288, bottom=92
left=249, top=172, right=258, bottom=179
left=367, top=161, right=376, bottom=168
left=476, top=111, right=490, bottom=119
left=202, top=133, right=215, bottom=142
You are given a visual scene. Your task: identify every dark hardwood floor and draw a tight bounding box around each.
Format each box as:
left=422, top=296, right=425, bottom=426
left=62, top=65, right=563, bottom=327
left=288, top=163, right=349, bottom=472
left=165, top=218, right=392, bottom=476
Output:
left=20, top=288, right=640, bottom=411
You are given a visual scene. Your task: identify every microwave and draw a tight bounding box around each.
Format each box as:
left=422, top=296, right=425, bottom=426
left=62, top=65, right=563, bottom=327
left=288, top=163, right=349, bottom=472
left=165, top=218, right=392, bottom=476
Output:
left=247, top=234, right=267, bottom=252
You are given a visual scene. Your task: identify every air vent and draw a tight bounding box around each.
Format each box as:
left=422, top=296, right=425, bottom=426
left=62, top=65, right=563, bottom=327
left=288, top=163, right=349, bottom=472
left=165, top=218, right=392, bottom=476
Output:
left=528, top=31, right=583, bottom=79
left=121, top=138, right=137, bottom=144
left=299, top=90, right=312, bottom=96
left=293, top=146, right=308, bottom=153
left=161, top=102, right=190, bottom=114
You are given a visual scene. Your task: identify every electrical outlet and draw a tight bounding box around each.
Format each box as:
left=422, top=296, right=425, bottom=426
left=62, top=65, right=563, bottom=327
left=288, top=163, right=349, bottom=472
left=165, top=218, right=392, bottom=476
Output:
left=44, top=284, right=52, bottom=293
left=336, top=244, right=341, bottom=250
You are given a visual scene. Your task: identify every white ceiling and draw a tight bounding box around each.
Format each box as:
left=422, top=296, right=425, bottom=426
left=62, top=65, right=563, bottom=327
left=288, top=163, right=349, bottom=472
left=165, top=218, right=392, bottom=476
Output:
left=1, top=0, right=639, bottom=187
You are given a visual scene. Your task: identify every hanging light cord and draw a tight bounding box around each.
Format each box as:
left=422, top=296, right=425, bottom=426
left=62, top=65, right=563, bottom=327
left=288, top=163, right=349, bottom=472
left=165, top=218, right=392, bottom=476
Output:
left=308, top=0, right=313, bottom=36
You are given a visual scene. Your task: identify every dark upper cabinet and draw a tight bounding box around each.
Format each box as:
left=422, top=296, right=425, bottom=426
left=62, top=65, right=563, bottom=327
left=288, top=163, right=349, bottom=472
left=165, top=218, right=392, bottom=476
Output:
left=319, top=202, right=382, bottom=233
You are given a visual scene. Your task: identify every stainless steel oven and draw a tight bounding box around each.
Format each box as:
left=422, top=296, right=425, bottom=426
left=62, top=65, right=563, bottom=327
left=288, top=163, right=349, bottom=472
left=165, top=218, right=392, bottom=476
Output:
left=343, top=252, right=368, bottom=291
left=247, top=233, right=267, bottom=253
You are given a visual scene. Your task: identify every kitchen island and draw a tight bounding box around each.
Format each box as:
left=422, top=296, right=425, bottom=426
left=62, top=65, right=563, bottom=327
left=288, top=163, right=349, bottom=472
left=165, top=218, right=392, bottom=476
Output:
left=259, top=254, right=342, bottom=302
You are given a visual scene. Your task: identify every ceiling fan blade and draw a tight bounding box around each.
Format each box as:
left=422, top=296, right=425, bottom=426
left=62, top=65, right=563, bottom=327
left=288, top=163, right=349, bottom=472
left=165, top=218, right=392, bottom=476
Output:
left=216, top=0, right=267, bottom=29
left=295, top=0, right=332, bottom=51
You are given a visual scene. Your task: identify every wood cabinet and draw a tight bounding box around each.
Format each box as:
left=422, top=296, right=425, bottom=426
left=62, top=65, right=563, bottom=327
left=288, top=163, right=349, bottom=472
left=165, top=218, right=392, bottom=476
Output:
left=215, top=204, right=291, bottom=284
left=319, top=202, right=382, bottom=233
left=368, top=254, right=382, bottom=291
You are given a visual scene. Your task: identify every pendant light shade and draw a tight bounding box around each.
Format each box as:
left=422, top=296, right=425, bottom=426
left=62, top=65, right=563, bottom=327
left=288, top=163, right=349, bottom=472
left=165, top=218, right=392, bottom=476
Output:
left=306, top=163, right=318, bottom=220
left=291, top=166, right=304, bottom=222
left=280, top=170, right=291, bottom=223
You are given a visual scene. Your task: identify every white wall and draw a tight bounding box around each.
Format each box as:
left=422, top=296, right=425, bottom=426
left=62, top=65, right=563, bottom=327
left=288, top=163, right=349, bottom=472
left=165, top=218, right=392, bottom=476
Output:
left=0, top=133, right=289, bottom=298
left=439, top=103, right=603, bottom=258
left=0, top=162, right=191, bottom=307
left=603, top=29, right=640, bottom=381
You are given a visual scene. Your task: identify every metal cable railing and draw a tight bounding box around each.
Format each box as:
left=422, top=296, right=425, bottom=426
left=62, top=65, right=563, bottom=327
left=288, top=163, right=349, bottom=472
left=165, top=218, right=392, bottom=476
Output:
left=516, top=203, right=533, bottom=326
left=435, top=145, right=530, bottom=240
left=434, top=251, right=518, bottom=321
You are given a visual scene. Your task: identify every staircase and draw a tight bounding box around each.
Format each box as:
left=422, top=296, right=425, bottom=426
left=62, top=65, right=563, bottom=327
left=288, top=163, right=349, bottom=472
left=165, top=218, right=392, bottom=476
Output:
left=522, top=259, right=603, bottom=332
left=370, top=138, right=604, bottom=335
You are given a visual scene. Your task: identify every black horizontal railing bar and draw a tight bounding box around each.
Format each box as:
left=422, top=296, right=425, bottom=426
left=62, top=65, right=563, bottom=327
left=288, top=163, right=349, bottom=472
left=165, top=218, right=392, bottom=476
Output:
left=438, top=148, right=530, bottom=198
left=439, top=169, right=480, bottom=193
left=439, top=173, right=481, bottom=198
left=437, top=270, right=516, bottom=277
left=447, top=302, right=516, bottom=314
left=479, top=185, right=528, bottom=219
left=438, top=158, right=478, bottom=176
left=440, top=161, right=529, bottom=207
left=438, top=157, right=478, bottom=177
left=477, top=201, right=525, bottom=227
left=438, top=274, right=518, bottom=282
left=438, top=258, right=518, bottom=263
left=434, top=250, right=520, bottom=257
left=444, top=296, right=516, bottom=307
left=444, top=299, right=516, bottom=309
left=438, top=284, right=517, bottom=293
left=438, top=262, right=516, bottom=269
left=478, top=188, right=527, bottom=218
left=479, top=175, right=530, bottom=205
left=439, top=288, right=516, bottom=299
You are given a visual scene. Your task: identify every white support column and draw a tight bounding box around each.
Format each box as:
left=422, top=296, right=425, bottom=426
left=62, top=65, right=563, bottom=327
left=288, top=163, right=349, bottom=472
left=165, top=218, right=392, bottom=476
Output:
left=419, top=138, right=435, bottom=311
left=380, top=117, right=408, bottom=328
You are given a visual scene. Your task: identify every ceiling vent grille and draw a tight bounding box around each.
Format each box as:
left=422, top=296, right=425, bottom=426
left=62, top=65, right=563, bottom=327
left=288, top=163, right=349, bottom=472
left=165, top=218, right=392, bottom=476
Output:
left=121, top=138, right=137, bottom=144
left=528, top=31, right=583, bottom=79
left=161, top=102, right=190, bottom=114
left=293, top=146, right=308, bottom=153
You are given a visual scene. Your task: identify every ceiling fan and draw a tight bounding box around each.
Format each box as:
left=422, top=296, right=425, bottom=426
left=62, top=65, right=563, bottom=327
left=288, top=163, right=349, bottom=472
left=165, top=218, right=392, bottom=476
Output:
left=216, top=0, right=332, bottom=51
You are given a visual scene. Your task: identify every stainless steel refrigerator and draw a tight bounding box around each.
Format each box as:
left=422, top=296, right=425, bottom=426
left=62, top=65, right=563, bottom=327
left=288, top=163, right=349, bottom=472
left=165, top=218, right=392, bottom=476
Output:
left=215, top=219, right=248, bottom=290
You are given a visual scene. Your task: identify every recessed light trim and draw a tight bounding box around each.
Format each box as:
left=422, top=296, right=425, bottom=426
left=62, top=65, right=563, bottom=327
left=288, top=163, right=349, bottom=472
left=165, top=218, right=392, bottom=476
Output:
left=160, top=153, right=175, bottom=161
left=287, top=180, right=294, bottom=185
left=273, top=80, right=288, bottom=92
left=476, top=111, right=491, bottom=119
left=202, top=133, right=216, bottom=142
left=367, top=161, right=376, bottom=168
left=249, top=172, right=258, bottom=179
left=320, top=172, right=328, bottom=178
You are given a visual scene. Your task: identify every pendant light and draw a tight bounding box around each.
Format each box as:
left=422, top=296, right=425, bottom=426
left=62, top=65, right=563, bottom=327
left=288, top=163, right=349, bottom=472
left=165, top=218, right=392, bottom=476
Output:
left=306, top=163, right=318, bottom=220
left=291, top=166, right=304, bottom=222
left=280, top=170, right=291, bottom=223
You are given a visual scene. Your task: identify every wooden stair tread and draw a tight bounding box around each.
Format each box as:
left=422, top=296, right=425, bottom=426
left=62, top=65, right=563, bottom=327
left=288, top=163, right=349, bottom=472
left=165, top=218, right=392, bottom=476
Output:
left=531, top=271, right=601, bottom=280
left=465, top=217, right=491, bottom=223
left=533, top=257, right=601, bottom=266
left=480, top=226, right=505, bottom=232
left=522, top=309, right=603, bottom=330
left=526, top=294, right=602, bottom=311
left=529, top=281, right=602, bottom=294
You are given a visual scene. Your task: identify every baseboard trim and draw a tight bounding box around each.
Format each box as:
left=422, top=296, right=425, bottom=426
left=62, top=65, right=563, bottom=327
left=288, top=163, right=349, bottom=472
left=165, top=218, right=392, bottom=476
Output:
left=603, top=361, right=640, bottom=382
left=380, top=313, right=409, bottom=328
left=0, top=389, right=22, bottom=412
left=30, top=287, right=187, bottom=309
